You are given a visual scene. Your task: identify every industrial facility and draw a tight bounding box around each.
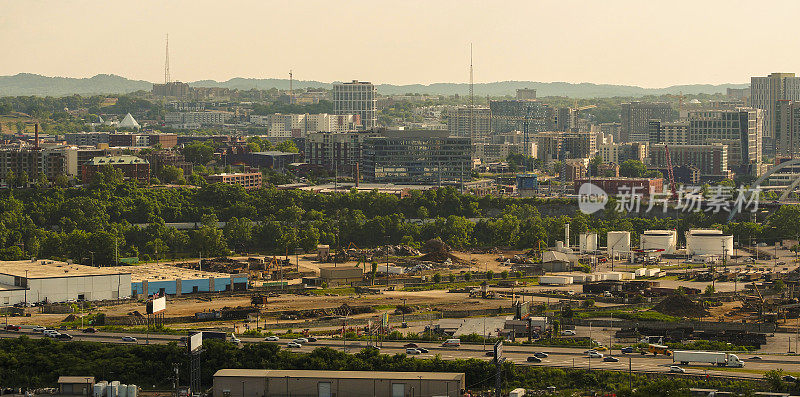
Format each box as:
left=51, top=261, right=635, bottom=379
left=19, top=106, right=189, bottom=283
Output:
left=0, top=259, right=132, bottom=305
left=640, top=230, right=678, bottom=254
left=127, top=263, right=248, bottom=296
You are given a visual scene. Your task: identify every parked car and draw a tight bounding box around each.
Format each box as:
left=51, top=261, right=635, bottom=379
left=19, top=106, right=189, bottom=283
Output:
left=264, top=336, right=280, bottom=341
left=561, top=330, right=576, bottom=336
left=56, top=333, right=73, bottom=340
left=121, top=336, right=137, bottom=342
left=406, top=348, right=421, bottom=355
left=669, top=366, right=686, bottom=373
left=82, top=327, right=97, bottom=333
left=533, top=352, right=548, bottom=358
left=526, top=356, right=542, bottom=363
left=287, top=342, right=302, bottom=348
left=4, top=325, right=20, bottom=331
left=603, top=356, right=619, bottom=362
left=621, top=347, right=635, bottom=354
left=404, top=343, right=419, bottom=348
left=32, top=326, right=45, bottom=333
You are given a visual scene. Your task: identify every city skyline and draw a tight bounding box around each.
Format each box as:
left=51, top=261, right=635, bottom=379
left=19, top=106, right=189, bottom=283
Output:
left=3, top=0, right=800, bottom=88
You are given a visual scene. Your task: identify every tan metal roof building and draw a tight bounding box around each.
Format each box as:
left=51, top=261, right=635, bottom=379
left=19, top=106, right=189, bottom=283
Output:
left=213, top=369, right=465, bottom=397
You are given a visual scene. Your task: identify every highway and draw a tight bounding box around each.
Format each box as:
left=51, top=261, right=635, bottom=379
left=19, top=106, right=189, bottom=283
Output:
left=3, top=328, right=799, bottom=379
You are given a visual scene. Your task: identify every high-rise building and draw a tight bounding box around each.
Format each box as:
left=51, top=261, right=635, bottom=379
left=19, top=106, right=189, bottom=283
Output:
left=534, top=132, right=596, bottom=161
left=648, top=120, right=689, bottom=146
left=687, top=108, right=762, bottom=175
left=599, top=122, right=622, bottom=142
left=620, top=102, right=674, bottom=142
left=648, top=144, right=729, bottom=180
left=751, top=73, right=800, bottom=154
left=516, top=88, right=537, bottom=100
left=304, top=131, right=379, bottom=175
left=555, top=107, right=578, bottom=132
left=774, top=100, right=800, bottom=159
left=598, top=142, right=648, bottom=165
left=361, top=130, right=471, bottom=185
left=489, top=100, right=552, bottom=135
left=333, top=81, right=377, bottom=130
left=0, top=145, right=78, bottom=183
left=447, top=106, right=491, bottom=144
left=152, top=82, right=190, bottom=97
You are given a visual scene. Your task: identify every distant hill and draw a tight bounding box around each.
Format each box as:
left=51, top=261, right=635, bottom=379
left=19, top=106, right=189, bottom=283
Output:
left=0, top=73, right=152, bottom=96
left=0, top=73, right=748, bottom=98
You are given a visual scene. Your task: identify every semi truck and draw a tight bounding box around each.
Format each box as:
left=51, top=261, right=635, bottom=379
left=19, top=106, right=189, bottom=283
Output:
left=672, top=351, right=744, bottom=367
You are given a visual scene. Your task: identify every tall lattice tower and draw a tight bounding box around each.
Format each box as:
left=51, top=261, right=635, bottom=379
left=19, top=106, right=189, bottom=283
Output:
left=469, top=43, right=474, bottom=143
left=164, top=34, right=170, bottom=84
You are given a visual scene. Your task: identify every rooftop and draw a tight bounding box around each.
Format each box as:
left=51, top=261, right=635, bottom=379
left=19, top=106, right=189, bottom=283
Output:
left=122, top=263, right=237, bottom=283
left=214, top=369, right=464, bottom=381
left=58, top=376, right=95, bottom=384
left=0, top=260, right=130, bottom=279
left=87, top=155, right=148, bottom=165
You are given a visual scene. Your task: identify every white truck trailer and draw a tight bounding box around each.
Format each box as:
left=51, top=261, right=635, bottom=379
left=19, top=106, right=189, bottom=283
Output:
left=672, top=350, right=744, bottom=367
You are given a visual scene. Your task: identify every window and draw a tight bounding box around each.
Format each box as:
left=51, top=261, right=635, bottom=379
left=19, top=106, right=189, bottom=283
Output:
left=391, top=383, right=405, bottom=397
left=318, top=382, right=331, bottom=397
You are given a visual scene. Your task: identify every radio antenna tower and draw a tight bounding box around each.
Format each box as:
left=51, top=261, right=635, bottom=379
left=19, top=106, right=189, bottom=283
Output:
left=164, top=34, right=171, bottom=84
left=469, top=43, right=474, bottom=143
left=289, top=70, right=293, bottom=104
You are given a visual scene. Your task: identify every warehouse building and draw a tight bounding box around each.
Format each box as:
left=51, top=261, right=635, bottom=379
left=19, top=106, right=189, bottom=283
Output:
left=303, top=265, right=364, bottom=287
left=0, top=260, right=132, bottom=305
left=213, top=369, right=466, bottom=397
left=127, top=263, right=248, bottom=297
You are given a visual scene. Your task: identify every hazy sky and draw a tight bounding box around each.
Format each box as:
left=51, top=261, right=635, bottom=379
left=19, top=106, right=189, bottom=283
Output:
left=1, top=0, right=798, bottom=87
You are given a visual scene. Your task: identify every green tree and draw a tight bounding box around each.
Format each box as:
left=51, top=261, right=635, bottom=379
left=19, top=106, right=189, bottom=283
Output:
left=433, top=273, right=442, bottom=283
left=486, top=270, right=494, bottom=280
left=159, top=165, right=184, bottom=184
left=619, top=160, right=646, bottom=178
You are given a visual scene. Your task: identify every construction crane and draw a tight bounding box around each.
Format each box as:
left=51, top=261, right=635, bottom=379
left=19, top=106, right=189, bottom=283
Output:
left=664, top=144, right=677, bottom=199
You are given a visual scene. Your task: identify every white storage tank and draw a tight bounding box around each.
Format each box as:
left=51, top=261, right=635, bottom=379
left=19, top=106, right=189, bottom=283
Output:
left=607, top=231, right=631, bottom=256
left=686, top=229, right=734, bottom=256
left=94, top=382, right=108, bottom=397
left=640, top=230, right=677, bottom=254
left=579, top=233, right=598, bottom=253
left=127, top=385, right=137, bottom=397
left=108, top=381, right=119, bottom=397
left=118, top=385, right=127, bottom=397
left=539, top=275, right=573, bottom=285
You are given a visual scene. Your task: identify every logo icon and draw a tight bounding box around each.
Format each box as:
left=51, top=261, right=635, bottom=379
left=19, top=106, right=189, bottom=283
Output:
left=578, top=183, right=608, bottom=214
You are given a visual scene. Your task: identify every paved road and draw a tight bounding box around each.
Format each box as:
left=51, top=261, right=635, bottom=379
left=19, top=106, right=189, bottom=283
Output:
left=3, top=328, right=799, bottom=379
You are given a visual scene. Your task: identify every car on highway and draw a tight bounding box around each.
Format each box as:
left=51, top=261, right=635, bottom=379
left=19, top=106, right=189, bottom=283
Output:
left=533, top=352, right=548, bottom=358
left=442, top=338, right=461, bottom=347
left=603, top=356, right=619, bottom=362
left=404, top=343, right=419, bottom=348
left=748, top=356, right=763, bottom=360
left=669, top=366, right=685, bottom=373
left=82, top=327, right=97, bottom=333
left=783, top=375, right=798, bottom=382
left=43, top=330, right=58, bottom=337
left=121, top=336, right=137, bottom=342
left=32, top=326, right=45, bottom=333
left=485, top=351, right=495, bottom=357
left=286, top=342, right=302, bottom=348
left=46, top=331, right=61, bottom=338
left=364, top=345, right=380, bottom=352
left=621, top=347, right=635, bottom=354
left=588, top=351, right=604, bottom=359
left=417, top=348, right=429, bottom=353
left=56, top=333, right=73, bottom=340
left=264, top=336, right=280, bottom=341
left=594, top=345, right=608, bottom=352
left=230, top=335, right=241, bottom=344
left=561, top=330, right=576, bottom=336
left=292, top=338, right=308, bottom=344
left=306, top=337, right=318, bottom=342
left=4, top=325, right=20, bottom=331
left=583, top=349, right=597, bottom=354
left=526, top=356, right=542, bottom=363
left=406, top=348, right=421, bottom=355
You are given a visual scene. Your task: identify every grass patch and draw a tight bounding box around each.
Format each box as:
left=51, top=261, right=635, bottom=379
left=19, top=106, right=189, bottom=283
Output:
left=575, top=308, right=680, bottom=322
left=310, top=287, right=356, bottom=296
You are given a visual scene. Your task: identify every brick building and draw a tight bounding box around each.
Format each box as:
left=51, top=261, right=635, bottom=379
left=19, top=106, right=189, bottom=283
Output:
left=82, top=155, right=150, bottom=184
left=206, top=172, right=262, bottom=189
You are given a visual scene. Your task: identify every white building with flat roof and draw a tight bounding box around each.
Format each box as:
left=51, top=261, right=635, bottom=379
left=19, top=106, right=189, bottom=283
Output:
left=0, top=259, right=132, bottom=305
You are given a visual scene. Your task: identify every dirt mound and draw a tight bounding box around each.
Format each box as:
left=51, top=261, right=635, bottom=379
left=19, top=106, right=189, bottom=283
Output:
left=653, top=294, right=709, bottom=317
left=63, top=314, right=77, bottom=322
left=423, top=238, right=450, bottom=254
